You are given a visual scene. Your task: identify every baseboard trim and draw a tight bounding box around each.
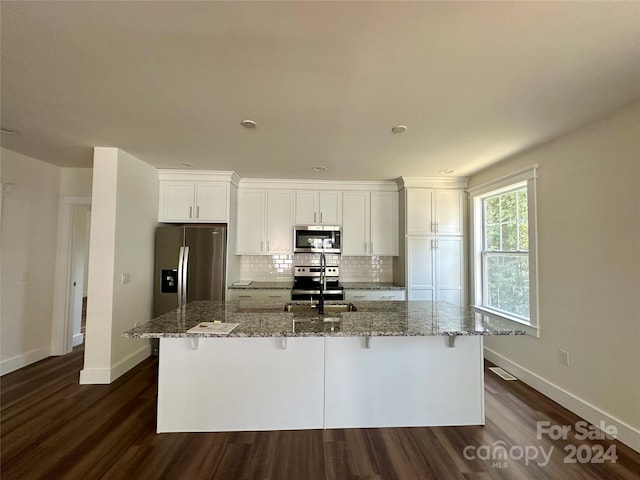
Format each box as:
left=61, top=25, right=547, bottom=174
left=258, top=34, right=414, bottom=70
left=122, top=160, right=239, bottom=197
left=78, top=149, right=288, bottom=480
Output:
left=0, top=345, right=52, bottom=376
left=484, top=347, right=640, bottom=453
left=79, top=343, right=151, bottom=385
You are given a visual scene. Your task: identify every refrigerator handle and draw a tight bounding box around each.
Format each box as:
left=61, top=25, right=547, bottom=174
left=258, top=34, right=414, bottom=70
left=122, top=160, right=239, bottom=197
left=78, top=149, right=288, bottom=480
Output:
left=181, top=246, right=190, bottom=309
left=177, top=247, right=185, bottom=307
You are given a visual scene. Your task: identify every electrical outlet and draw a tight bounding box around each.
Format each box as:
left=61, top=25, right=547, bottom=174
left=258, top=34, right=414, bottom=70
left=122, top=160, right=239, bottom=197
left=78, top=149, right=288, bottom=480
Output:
left=121, top=273, right=131, bottom=285
left=559, top=349, right=569, bottom=366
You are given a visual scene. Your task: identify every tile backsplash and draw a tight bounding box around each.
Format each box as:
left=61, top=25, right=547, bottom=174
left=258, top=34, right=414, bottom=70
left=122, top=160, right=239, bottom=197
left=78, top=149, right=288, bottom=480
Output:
left=237, top=255, right=393, bottom=282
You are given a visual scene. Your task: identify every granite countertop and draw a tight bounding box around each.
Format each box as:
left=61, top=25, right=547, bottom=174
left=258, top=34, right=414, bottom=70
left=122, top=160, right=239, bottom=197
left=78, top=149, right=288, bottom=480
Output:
left=341, top=282, right=405, bottom=290
left=229, top=281, right=292, bottom=289
left=124, top=300, right=526, bottom=338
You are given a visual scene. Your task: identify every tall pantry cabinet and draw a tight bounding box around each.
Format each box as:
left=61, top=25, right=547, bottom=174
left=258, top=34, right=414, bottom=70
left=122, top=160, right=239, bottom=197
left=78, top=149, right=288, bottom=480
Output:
left=399, top=180, right=467, bottom=306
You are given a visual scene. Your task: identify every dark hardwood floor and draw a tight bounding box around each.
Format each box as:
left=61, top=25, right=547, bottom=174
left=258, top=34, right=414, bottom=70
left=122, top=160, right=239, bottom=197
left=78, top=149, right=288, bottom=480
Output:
left=2, top=345, right=638, bottom=480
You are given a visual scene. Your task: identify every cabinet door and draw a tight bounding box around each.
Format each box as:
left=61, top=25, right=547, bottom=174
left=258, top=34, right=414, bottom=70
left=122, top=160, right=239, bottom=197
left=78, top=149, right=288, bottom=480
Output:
left=160, top=182, right=195, bottom=221
left=435, top=237, right=464, bottom=306
left=342, top=192, right=369, bottom=255
left=236, top=189, right=266, bottom=254
left=319, top=191, right=342, bottom=225
left=295, top=191, right=318, bottom=225
left=266, top=190, right=294, bottom=253
left=371, top=192, right=398, bottom=255
left=407, top=236, right=435, bottom=301
left=406, top=189, right=434, bottom=235
left=434, top=190, right=463, bottom=235
left=195, top=182, right=228, bottom=222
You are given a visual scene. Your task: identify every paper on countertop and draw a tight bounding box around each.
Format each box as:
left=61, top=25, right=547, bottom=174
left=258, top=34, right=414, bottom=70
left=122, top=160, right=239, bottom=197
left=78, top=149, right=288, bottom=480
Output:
left=232, top=280, right=253, bottom=286
left=187, top=322, right=239, bottom=334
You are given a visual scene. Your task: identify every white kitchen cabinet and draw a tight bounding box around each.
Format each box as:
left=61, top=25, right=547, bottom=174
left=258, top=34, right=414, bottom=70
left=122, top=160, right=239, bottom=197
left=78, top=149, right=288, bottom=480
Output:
left=370, top=191, right=398, bottom=255
left=266, top=190, right=295, bottom=253
left=159, top=180, right=228, bottom=223
left=236, top=189, right=266, bottom=254
left=344, top=290, right=406, bottom=301
left=236, top=189, right=294, bottom=254
left=342, top=192, right=370, bottom=255
left=406, top=188, right=463, bottom=236
left=342, top=191, right=398, bottom=256
left=227, top=289, right=291, bottom=301
left=406, top=236, right=464, bottom=305
left=295, top=190, right=342, bottom=225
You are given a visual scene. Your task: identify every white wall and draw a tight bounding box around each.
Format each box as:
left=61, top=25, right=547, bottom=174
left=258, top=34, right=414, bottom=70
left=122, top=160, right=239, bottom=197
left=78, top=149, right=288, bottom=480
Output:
left=469, top=102, right=640, bottom=450
left=80, top=148, right=158, bottom=384
left=0, top=148, right=61, bottom=374
left=60, top=167, right=93, bottom=196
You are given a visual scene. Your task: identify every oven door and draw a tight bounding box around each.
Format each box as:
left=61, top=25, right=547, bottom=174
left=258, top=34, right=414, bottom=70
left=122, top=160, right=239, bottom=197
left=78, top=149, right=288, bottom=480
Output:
left=291, top=289, right=345, bottom=301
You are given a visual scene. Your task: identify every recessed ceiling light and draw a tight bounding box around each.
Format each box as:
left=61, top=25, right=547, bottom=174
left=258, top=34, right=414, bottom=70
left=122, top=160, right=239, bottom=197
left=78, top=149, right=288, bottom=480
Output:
left=439, top=169, right=454, bottom=174
left=180, top=162, right=193, bottom=168
left=0, top=126, right=18, bottom=135
left=313, top=166, right=327, bottom=172
left=241, top=120, right=256, bottom=129
left=391, top=125, right=407, bottom=134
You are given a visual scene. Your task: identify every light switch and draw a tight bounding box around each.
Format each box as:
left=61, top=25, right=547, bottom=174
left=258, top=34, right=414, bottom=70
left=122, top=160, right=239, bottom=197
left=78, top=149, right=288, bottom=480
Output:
left=121, top=273, right=131, bottom=285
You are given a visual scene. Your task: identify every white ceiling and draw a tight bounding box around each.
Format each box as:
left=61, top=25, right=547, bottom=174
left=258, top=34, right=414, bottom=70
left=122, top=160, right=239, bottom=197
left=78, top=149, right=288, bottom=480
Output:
left=1, top=1, right=639, bottom=181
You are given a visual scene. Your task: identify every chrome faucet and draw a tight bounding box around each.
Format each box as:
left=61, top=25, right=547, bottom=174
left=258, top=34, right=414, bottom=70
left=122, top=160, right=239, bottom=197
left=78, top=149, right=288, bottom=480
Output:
left=318, top=252, right=326, bottom=314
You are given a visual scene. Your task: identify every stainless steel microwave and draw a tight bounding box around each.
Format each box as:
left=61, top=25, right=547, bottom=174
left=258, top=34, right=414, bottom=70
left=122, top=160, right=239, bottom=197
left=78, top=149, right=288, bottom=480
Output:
left=294, top=225, right=341, bottom=253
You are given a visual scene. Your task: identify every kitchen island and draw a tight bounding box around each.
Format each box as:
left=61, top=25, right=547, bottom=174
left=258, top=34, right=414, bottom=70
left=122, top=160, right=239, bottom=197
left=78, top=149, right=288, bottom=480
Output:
left=125, top=300, right=525, bottom=433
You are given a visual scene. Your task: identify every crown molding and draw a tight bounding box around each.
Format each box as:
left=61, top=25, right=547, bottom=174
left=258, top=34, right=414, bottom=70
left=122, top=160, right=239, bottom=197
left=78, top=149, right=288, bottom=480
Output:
left=397, top=176, right=469, bottom=189
left=158, top=169, right=240, bottom=186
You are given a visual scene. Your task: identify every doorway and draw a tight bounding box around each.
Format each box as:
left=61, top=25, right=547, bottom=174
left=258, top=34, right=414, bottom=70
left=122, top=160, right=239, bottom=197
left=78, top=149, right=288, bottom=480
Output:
left=52, top=195, right=91, bottom=355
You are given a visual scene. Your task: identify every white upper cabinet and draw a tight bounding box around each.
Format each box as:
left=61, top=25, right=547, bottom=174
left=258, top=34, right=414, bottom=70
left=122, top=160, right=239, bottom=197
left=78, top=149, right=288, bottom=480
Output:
left=266, top=190, right=295, bottom=253
left=370, top=191, right=398, bottom=255
left=342, top=192, right=370, bottom=255
left=342, top=191, right=398, bottom=256
left=434, top=190, right=464, bottom=235
left=236, top=189, right=266, bottom=254
left=236, top=189, right=294, bottom=255
left=295, top=191, right=342, bottom=225
left=406, top=188, right=463, bottom=236
left=159, top=180, right=229, bottom=223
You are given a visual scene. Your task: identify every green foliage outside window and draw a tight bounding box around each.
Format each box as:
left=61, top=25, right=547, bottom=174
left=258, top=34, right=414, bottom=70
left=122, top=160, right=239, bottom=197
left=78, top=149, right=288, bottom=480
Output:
left=483, top=187, right=530, bottom=320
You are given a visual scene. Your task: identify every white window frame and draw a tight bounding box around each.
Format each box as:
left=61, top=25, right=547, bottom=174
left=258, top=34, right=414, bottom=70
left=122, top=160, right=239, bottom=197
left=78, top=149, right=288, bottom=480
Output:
left=468, top=165, right=539, bottom=337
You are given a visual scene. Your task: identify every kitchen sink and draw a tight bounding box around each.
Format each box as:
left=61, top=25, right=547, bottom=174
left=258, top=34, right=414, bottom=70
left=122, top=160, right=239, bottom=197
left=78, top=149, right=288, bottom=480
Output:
left=283, top=302, right=358, bottom=313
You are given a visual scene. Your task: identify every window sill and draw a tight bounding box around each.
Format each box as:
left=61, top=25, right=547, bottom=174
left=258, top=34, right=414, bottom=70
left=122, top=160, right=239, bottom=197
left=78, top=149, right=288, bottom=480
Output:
left=471, top=306, right=540, bottom=338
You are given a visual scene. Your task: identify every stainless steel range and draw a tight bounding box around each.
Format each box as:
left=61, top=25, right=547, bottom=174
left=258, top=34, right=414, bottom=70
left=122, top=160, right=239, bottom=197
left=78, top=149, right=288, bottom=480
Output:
left=291, top=265, right=345, bottom=301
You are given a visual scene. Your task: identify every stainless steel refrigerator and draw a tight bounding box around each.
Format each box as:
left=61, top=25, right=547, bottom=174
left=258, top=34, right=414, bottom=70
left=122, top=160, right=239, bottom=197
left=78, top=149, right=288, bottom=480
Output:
left=153, top=224, right=227, bottom=317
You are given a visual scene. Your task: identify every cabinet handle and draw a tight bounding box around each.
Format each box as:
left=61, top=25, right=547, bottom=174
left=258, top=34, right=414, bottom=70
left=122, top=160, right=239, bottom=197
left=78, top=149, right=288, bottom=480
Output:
left=261, top=240, right=264, bottom=251
left=370, top=242, right=373, bottom=253
left=353, top=295, right=366, bottom=299
left=320, top=212, right=323, bottom=223
left=364, top=241, right=367, bottom=252
left=239, top=295, right=251, bottom=298
left=382, top=295, right=393, bottom=299
left=435, top=222, right=439, bottom=233
left=314, top=212, right=317, bottom=223
left=196, top=205, right=200, bottom=219
left=268, top=295, right=281, bottom=298
left=266, top=240, right=270, bottom=251
left=431, top=222, right=435, bottom=233
left=189, top=206, right=193, bottom=219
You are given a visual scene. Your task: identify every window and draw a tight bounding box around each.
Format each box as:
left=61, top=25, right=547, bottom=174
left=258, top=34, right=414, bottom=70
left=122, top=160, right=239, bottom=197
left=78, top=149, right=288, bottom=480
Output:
left=469, top=166, right=538, bottom=333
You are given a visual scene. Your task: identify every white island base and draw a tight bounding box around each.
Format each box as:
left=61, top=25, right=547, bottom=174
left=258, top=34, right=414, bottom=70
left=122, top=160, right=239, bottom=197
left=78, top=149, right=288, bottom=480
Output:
left=157, top=336, right=484, bottom=433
